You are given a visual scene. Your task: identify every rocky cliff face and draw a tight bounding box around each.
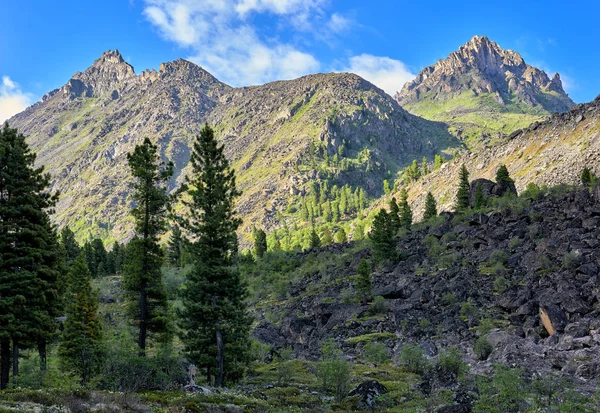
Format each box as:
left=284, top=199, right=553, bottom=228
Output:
left=395, top=36, right=575, bottom=145
left=8, top=51, right=457, bottom=243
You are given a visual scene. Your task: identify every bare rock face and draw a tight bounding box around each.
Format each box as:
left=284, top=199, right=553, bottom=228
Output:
left=396, top=35, right=574, bottom=114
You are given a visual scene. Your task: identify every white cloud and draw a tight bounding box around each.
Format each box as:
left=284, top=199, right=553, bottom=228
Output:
left=143, top=0, right=330, bottom=86
left=327, top=13, right=351, bottom=34
left=0, top=76, right=33, bottom=123
left=342, top=54, right=416, bottom=96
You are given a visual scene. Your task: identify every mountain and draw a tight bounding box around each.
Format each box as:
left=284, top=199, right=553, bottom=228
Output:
left=396, top=35, right=575, bottom=147
left=382, top=94, right=600, bottom=222
left=8, top=50, right=457, bottom=244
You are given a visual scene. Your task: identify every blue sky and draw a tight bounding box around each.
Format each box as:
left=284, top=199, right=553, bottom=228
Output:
left=1, top=0, right=599, bottom=121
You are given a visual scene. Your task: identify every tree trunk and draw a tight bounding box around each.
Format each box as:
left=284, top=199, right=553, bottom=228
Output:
left=1, top=339, right=10, bottom=390
left=215, top=328, right=224, bottom=387
left=138, top=281, right=148, bottom=356
left=38, top=340, right=47, bottom=372
left=12, top=340, right=18, bottom=377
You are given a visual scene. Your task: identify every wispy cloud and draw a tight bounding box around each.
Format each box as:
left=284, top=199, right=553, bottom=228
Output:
left=341, top=54, right=416, bottom=96
left=143, top=0, right=329, bottom=86
left=0, top=76, right=33, bottom=123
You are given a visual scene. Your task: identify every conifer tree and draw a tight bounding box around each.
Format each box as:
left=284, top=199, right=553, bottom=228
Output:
left=399, top=189, right=412, bottom=228
left=167, top=225, right=184, bottom=267
left=421, top=156, right=429, bottom=176
left=434, top=154, right=443, bottom=170
left=177, top=124, right=251, bottom=387
left=60, top=226, right=80, bottom=268
left=474, top=182, right=486, bottom=209
left=581, top=167, right=592, bottom=187
left=321, top=228, right=333, bottom=246
left=369, top=209, right=396, bottom=262
left=354, top=221, right=365, bottom=240
left=124, top=137, right=173, bottom=355
left=334, top=228, right=347, bottom=244
left=309, top=228, right=322, bottom=248
left=253, top=227, right=267, bottom=258
left=355, top=259, right=372, bottom=303
left=388, top=197, right=401, bottom=231
left=0, top=124, right=61, bottom=388
left=455, top=164, right=471, bottom=211
left=423, top=192, right=437, bottom=220
left=383, top=180, right=391, bottom=195
left=58, top=254, right=102, bottom=386
left=339, top=189, right=348, bottom=215
left=495, top=164, right=514, bottom=184
left=411, top=159, right=421, bottom=181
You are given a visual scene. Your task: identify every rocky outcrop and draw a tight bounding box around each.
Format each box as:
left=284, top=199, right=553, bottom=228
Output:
left=255, top=188, right=600, bottom=384
left=469, top=178, right=517, bottom=207
left=396, top=35, right=574, bottom=114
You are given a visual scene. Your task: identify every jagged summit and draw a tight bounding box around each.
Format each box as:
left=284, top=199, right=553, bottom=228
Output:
left=396, top=35, right=573, bottom=114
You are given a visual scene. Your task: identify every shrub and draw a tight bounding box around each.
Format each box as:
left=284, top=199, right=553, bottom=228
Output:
left=474, top=366, right=528, bottom=413
left=363, top=342, right=390, bottom=365
left=562, top=251, right=582, bottom=270
left=489, top=250, right=508, bottom=265
left=508, top=237, right=523, bottom=252
left=340, top=287, right=356, bottom=304
left=276, top=347, right=294, bottom=386
left=441, top=292, right=457, bottom=306
left=317, top=339, right=351, bottom=401
left=400, top=344, right=430, bottom=375
left=366, top=296, right=387, bottom=315
left=437, top=348, right=467, bottom=382
left=493, top=276, right=510, bottom=293
left=474, top=336, right=493, bottom=361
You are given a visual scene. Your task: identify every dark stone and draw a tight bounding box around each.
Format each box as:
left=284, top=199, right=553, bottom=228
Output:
left=540, top=304, right=568, bottom=334
left=437, top=405, right=471, bottom=413
left=348, top=380, right=388, bottom=410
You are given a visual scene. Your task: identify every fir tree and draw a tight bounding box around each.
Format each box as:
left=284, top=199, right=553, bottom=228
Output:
left=355, top=259, right=372, bottom=304
left=124, top=137, right=173, bottom=355
left=58, top=254, right=103, bottom=386
left=369, top=209, right=396, bottom=262
left=0, top=123, right=61, bottom=387
left=334, top=228, right=347, bottom=244
left=434, top=154, right=444, bottom=170
left=323, top=200, right=332, bottom=222
left=167, top=226, right=183, bottom=267
left=495, top=164, right=514, bottom=184
left=383, top=180, right=391, bottom=195
left=388, top=197, right=402, bottom=231
left=399, top=189, right=412, bottom=228
left=354, top=221, right=365, bottom=241
left=411, top=159, right=421, bottom=181
left=253, top=227, right=267, bottom=258
left=455, top=164, right=471, bottom=211
left=60, top=226, right=80, bottom=268
left=474, top=182, right=486, bottom=209
left=423, top=192, right=437, bottom=220
left=339, top=189, right=348, bottom=215
left=177, top=124, right=251, bottom=386
left=581, top=167, right=592, bottom=187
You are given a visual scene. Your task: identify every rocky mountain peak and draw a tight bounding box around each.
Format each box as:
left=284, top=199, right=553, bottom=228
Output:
left=396, top=35, right=574, bottom=114
left=61, top=49, right=136, bottom=99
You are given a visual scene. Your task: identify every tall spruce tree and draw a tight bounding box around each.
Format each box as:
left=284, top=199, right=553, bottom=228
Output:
left=455, top=164, right=471, bottom=211
left=474, top=182, right=486, bottom=209
left=58, top=254, right=102, bottom=386
left=388, top=197, right=402, bottom=231
left=124, top=137, right=173, bottom=355
left=399, top=188, right=412, bottom=228
left=60, top=226, right=80, bottom=268
left=369, top=209, right=396, bottom=262
left=0, top=123, right=61, bottom=388
left=166, top=225, right=184, bottom=267
left=253, top=227, right=267, bottom=258
left=495, top=164, right=514, bottom=184
left=178, top=124, right=251, bottom=387
left=423, top=192, right=437, bottom=220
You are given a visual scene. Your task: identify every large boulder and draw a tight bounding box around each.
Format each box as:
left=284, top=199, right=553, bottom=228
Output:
left=349, top=380, right=388, bottom=410
left=469, top=178, right=518, bottom=207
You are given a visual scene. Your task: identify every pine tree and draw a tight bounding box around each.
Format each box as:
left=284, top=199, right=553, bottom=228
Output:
left=177, top=124, right=251, bottom=386
left=60, top=226, right=80, bottom=268
left=421, top=156, right=429, bottom=176
left=411, top=159, right=421, bottom=181
left=383, top=180, right=391, bottom=195
left=58, top=254, right=102, bottom=386
left=455, top=164, right=471, bottom=211
left=423, top=192, right=437, bottom=220
left=474, top=182, right=486, bottom=209
left=309, top=228, right=321, bottom=248
left=321, top=228, right=333, bottom=246
left=339, top=189, right=348, bottom=215
left=495, top=164, right=514, bottom=184
left=354, top=221, right=365, bottom=241
left=581, top=167, right=592, bottom=186
left=399, top=189, right=412, bottom=228
left=388, top=197, right=401, bottom=231
left=334, top=228, right=347, bottom=244
left=434, top=154, right=444, bottom=170
left=0, top=123, right=61, bottom=388
left=369, top=209, right=396, bottom=262
left=355, top=259, right=372, bottom=304
left=124, top=137, right=173, bottom=355
left=253, top=227, right=267, bottom=258
left=323, top=200, right=332, bottom=222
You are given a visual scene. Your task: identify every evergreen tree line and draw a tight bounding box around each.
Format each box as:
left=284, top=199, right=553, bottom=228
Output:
left=0, top=123, right=251, bottom=389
